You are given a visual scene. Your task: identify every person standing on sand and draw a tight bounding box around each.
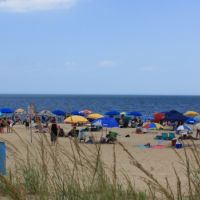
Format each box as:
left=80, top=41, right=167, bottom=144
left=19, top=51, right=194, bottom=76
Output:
left=50, top=123, right=58, bottom=145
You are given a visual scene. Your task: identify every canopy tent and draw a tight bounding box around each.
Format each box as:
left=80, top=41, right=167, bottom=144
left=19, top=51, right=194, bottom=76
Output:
left=164, top=110, right=188, bottom=121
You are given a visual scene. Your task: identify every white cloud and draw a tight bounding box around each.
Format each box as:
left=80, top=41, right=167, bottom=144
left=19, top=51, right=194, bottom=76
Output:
left=98, top=60, right=115, bottom=68
left=0, top=0, right=77, bottom=12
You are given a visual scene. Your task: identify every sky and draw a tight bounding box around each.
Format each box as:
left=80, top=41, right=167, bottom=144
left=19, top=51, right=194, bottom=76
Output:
left=0, top=0, right=199, bottom=95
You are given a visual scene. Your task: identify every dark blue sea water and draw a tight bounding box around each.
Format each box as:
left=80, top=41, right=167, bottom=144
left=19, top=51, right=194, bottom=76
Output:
left=0, top=95, right=199, bottom=115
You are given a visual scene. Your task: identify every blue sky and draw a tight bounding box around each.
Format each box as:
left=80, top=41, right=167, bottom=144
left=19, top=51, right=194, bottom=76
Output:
left=0, top=0, right=199, bottom=95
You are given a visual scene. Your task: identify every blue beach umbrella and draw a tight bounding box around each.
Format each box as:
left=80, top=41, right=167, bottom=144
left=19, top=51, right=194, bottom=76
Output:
left=104, top=110, right=120, bottom=116
left=92, top=117, right=119, bottom=128
left=126, top=111, right=142, bottom=116
left=70, top=111, right=84, bottom=116
left=52, top=109, right=66, bottom=116
left=185, top=117, right=198, bottom=125
left=1, top=108, right=14, bottom=114
left=176, top=125, right=192, bottom=131
left=141, top=115, right=154, bottom=121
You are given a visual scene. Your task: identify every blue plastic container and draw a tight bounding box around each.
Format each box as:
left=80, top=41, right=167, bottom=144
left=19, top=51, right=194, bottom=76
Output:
left=0, top=142, right=6, bottom=175
left=175, top=143, right=182, bottom=149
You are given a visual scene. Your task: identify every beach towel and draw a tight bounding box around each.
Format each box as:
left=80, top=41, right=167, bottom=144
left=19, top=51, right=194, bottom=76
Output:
left=152, top=145, right=166, bottom=149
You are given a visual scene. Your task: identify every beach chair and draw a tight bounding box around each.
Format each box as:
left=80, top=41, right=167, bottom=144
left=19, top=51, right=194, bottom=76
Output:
left=168, top=133, right=175, bottom=140
left=162, top=133, right=169, bottom=140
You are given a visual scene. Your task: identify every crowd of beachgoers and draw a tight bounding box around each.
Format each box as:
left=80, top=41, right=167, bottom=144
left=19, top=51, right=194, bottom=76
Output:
left=0, top=107, right=200, bottom=147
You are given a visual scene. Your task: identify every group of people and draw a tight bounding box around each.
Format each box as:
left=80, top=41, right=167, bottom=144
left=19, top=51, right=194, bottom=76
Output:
left=0, top=118, right=14, bottom=133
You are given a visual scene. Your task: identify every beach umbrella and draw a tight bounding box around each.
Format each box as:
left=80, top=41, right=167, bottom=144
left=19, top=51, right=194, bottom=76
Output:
left=153, top=112, right=165, bottom=122
left=184, top=111, right=199, bottom=117
left=80, top=109, right=92, bottom=115
left=142, top=115, right=154, bottom=121
left=164, top=110, right=188, bottom=121
left=143, top=122, right=163, bottom=130
left=105, top=110, right=120, bottom=116
left=1, top=108, right=14, bottom=114
left=185, top=117, right=198, bottom=125
left=126, top=111, right=142, bottom=116
left=92, top=117, right=119, bottom=128
left=52, top=110, right=66, bottom=116
left=64, top=115, right=88, bottom=124
left=87, top=113, right=104, bottom=120
left=70, top=110, right=84, bottom=116
left=39, top=110, right=54, bottom=116
left=176, top=125, right=191, bottom=131
left=15, top=108, right=25, bottom=114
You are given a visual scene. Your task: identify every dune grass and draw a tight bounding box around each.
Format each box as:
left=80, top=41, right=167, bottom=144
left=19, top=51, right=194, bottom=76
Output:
left=0, top=129, right=200, bottom=199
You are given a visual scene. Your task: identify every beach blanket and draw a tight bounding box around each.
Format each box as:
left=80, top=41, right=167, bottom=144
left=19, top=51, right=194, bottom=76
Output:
left=137, top=143, right=167, bottom=150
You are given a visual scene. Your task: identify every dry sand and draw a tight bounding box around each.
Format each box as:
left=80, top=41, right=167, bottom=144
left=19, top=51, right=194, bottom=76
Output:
left=0, top=124, right=199, bottom=194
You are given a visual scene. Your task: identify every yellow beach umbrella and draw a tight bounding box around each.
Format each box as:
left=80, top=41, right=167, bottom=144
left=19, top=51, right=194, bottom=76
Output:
left=87, top=113, right=103, bottom=119
left=64, top=115, right=88, bottom=124
left=184, top=111, right=199, bottom=117
left=15, top=108, right=25, bottom=114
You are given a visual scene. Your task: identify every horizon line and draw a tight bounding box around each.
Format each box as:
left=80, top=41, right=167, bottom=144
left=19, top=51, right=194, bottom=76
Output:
left=0, top=93, right=200, bottom=96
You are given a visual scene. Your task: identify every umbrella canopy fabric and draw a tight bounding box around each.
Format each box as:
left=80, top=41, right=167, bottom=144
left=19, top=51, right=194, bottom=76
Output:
left=87, top=113, right=104, bottom=120
left=143, top=122, right=163, bottom=130
left=184, top=111, right=199, bottom=117
left=64, top=115, right=88, bottom=124
left=142, top=115, right=154, bottom=121
left=176, top=125, right=191, bottom=131
left=153, top=112, right=165, bottom=122
left=126, top=111, right=142, bottom=116
left=39, top=110, right=54, bottom=116
left=92, top=117, right=119, bottom=128
left=15, top=108, right=25, bottom=114
left=105, top=110, right=120, bottom=116
left=164, top=110, right=188, bottom=121
left=70, top=111, right=84, bottom=116
left=52, top=110, right=66, bottom=116
left=1, top=108, right=14, bottom=114
left=185, top=117, right=198, bottom=124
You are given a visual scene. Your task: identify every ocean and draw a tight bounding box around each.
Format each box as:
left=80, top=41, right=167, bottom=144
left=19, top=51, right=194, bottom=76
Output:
left=0, top=95, right=199, bottom=115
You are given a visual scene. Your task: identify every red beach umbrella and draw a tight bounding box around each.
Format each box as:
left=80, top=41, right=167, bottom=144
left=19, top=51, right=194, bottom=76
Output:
left=153, top=112, right=165, bottom=122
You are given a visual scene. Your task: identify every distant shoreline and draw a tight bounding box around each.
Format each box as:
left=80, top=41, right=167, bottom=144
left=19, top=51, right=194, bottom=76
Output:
left=0, top=94, right=200, bottom=97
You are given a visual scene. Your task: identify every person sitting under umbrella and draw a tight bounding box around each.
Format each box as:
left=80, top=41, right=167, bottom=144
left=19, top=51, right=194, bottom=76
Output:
left=106, top=131, right=118, bottom=143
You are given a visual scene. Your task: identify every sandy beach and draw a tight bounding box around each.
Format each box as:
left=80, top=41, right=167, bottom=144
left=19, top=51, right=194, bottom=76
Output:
left=0, top=124, right=199, bottom=195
